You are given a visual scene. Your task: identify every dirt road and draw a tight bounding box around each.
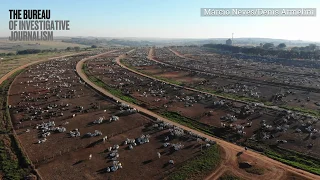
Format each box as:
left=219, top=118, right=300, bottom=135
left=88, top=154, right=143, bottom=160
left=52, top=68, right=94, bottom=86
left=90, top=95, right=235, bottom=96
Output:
left=168, top=48, right=197, bottom=60
left=77, top=51, right=320, bottom=179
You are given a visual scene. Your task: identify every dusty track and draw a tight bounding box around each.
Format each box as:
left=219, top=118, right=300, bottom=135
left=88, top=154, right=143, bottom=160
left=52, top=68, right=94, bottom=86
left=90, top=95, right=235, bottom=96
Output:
left=168, top=48, right=195, bottom=60
left=77, top=50, right=320, bottom=179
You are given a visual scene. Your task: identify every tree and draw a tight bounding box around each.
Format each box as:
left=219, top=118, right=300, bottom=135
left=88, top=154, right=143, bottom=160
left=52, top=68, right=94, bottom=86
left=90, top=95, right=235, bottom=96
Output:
left=91, top=45, right=97, bottom=48
left=16, top=49, right=41, bottom=55
left=74, top=46, right=80, bottom=51
left=277, top=43, right=286, bottom=49
left=6, top=52, right=15, bottom=56
left=308, top=44, right=317, bottom=51
left=290, top=47, right=299, bottom=52
left=66, top=47, right=71, bottom=51
left=262, top=43, right=274, bottom=49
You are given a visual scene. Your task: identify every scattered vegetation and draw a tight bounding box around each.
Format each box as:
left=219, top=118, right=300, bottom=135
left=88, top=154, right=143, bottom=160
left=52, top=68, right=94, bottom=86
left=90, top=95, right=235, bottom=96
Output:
left=106, top=87, right=139, bottom=104
left=243, top=140, right=320, bottom=175
left=279, top=105, right=320, bottom=117
left=265, top=147, right=320, bottom=175
left=161, top=111, right=215, bottom=136
left=16, top=49, right=42, bottom=55
left=168, top=145, right=221, bottom=180
left=199, top=88, right=261, bottom=103
left=154, top=76, right=183, bottom=86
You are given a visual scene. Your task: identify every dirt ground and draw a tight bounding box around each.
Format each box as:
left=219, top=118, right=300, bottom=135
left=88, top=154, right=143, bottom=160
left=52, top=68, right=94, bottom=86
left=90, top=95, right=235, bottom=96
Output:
left=81, top=49, right=320, bottom=180
left=8, top=51, right=211, bottom=180
left=37, top=126, right=204, bottom=180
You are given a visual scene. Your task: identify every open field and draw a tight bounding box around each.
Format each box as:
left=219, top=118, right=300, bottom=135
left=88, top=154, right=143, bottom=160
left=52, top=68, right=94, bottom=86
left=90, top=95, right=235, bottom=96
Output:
left=0, top=51, right=86, bottom=80
left=0, top=39, right=89, bottom=53
left=1, top=46, right=319, bottom=179
left=81, top=48, right=320, bottom=179
left=6, top=51, right=221, bottom=180
left=118, top=48, right=320, bottom=161
left=0, top=51, right=106, bottom=180
left=154, top=47, right=320, bottom=113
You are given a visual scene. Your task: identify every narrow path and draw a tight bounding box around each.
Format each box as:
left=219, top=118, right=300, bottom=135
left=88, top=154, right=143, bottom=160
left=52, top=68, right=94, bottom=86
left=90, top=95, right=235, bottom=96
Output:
left=168, top=48, right=197, bottom=60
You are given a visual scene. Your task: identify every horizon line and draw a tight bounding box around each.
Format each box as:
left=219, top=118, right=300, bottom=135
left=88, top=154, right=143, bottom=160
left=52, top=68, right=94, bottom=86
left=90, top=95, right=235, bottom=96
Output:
left=0, top=36, right=319, bottom=43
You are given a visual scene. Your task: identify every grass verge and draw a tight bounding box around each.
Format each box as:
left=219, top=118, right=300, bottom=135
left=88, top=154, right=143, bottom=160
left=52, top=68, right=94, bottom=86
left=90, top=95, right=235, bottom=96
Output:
left=168, top=145, right=221, bottom=180
left=265, top=147, right=320, bottom=175
left=161, top=111, right=215, bottom=136
left=279, top=105, right=320, bottom=117
left=0, top=69, right=33, bottom=180
left=82, top=64, right=140, bottom=105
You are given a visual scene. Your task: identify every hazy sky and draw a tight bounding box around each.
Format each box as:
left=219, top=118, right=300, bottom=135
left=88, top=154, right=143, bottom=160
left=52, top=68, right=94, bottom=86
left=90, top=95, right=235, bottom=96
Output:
left=1, top=0, right=320, bottom=41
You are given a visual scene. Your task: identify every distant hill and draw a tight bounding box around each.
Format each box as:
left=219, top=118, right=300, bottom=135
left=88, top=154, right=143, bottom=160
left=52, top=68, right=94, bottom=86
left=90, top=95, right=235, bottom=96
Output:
left=1, top=36, right=318, bottom=48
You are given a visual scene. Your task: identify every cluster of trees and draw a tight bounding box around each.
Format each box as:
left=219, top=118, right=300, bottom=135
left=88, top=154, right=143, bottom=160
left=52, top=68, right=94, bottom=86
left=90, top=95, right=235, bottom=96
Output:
left=169, top=45, right=199, bottom=48
left=65, top=45, right=98, bottom=51
left=65, top=46, right=81, bottom=51
left=16, top=48, right=63, bottom=55
left=62, top=38, right=104, bottom=46
left=261, top=43, right=317, bottom=51
left=16, top=49, right=41, bottom=55
left=260, top=43, right=286, bottom=49
left=0, top=52, right=15, bottom=56
left=0, top=45, right=97, bottom=57
left=203, top=44, right=320, bottom=60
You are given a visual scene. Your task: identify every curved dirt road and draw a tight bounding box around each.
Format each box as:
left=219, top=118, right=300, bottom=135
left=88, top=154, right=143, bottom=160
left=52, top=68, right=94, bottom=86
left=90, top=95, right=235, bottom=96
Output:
left=77, top=51, right=320, bottom=179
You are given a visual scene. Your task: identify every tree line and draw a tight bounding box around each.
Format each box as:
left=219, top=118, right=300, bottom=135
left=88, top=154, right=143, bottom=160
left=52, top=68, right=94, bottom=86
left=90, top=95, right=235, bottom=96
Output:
left=0, top=45, right=98, bottom=56
left=203, top=43, right=320, bottom=60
